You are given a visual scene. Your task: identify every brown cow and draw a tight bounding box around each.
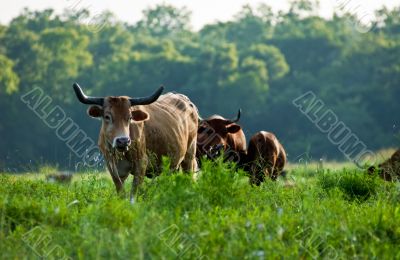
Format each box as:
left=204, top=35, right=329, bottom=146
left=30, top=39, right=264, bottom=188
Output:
left=243, top=131, right=286, bottom=185
left=368, top=149, right=400, bottom=181
left=72, top=83, right=198, bottom=203
left=196, top=109, right=246, bottom=162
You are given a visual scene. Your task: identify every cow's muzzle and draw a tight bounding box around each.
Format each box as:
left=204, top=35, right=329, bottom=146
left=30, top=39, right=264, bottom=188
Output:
left=114, top=137, right=131, bottom=152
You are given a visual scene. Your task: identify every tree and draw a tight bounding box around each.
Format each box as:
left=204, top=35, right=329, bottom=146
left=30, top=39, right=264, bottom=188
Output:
left=242, top=44, right=289, bottom=81
left=1, top=4, right=400, bottom=169
left=134, top=4, right=192, bottom=37
left=0, top=55, right=19, bottom=94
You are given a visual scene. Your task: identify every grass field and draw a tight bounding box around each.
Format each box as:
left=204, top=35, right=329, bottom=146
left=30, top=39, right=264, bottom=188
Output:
left=1, top=160, right=399, bottom=259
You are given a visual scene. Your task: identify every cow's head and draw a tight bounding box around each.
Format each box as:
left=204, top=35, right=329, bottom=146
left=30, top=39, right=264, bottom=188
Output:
left=73, top=83, right=163, bottom=152
left=197, top=109, right=242, bottom=158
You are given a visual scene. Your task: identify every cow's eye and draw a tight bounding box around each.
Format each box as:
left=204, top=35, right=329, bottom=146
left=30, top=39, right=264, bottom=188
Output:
left=104, top=115, right=111, bottom=122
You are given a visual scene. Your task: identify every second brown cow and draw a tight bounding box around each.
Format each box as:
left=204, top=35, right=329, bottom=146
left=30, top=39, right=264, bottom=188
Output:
left=196, top=109, right=246, bottom=162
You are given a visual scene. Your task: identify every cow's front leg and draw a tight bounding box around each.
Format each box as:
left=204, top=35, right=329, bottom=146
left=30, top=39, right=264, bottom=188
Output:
left=130, top=156, right=147, bottom=204
left=106, top=161, right=122, bottom=193
left=107, top=160, right=128, bottom=196
left=112, top=174, right=128, bottom=195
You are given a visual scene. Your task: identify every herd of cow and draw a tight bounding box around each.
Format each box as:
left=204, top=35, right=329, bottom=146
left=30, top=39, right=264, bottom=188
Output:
left=197, top=112, right=286, bottom=185
left=72, top=83, right=399, bottom=203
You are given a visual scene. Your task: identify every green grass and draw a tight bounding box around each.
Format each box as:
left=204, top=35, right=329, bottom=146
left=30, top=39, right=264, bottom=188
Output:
left=1, top=160, right=400, bottom=259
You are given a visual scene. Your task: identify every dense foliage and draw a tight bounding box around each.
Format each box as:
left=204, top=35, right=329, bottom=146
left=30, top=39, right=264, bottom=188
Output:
left=0, top=1, right=399, bottom=170
left=0, top=162, right=399, bottom=258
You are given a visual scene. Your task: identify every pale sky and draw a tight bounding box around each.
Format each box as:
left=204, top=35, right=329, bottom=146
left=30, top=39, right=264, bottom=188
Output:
left=0, top=0, right=398, bottom=30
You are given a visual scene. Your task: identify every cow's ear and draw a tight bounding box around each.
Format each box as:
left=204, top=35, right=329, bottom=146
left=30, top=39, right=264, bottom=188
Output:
left=87, top=106, right=103, bottom=118
left=131, top=110, right=150, bottom=122
left=227, top=124, right=241, bottom=133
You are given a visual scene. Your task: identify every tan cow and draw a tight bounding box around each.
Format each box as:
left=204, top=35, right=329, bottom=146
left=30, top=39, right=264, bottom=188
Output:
left=243, top=131, right=286, bottom=185
left=197, top=109, right=246, bottom=162
left=368, top=149, right=400, bottom=181
left=72, top=83, right=198, bottom=203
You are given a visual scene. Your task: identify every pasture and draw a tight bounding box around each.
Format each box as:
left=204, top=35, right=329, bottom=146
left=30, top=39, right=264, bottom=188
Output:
left=1, top=2, right=399, bottom=259
left=1, top=160, right=399, bottom=259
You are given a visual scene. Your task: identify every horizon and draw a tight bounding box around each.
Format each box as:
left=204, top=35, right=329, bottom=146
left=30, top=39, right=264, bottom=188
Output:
left=0, top=0, right=399, bottom=30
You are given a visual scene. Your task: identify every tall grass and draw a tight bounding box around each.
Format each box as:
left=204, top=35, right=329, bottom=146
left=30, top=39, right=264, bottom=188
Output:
left=0, top=160, right=399, bottom=259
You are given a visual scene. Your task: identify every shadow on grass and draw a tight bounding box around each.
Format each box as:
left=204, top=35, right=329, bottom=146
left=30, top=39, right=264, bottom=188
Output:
left=318, top=170, right=379, bottom=202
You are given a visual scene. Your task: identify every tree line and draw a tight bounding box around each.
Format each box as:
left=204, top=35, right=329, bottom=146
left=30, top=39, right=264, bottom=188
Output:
left=0, top=1, right=399, bottom=171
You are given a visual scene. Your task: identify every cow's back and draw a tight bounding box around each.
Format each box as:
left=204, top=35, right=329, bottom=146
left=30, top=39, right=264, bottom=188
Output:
left=139, top=93, right=198, bottom=172
left=227, top=131, right=247, bottom=153
left=247, top=131, right=278, bottom=161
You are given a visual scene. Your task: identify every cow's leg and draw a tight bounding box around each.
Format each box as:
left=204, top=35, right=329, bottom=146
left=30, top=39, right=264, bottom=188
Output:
left=181, top=139, right=198, bottom=172
left=106, top=161, right=124, bottom=194
left=130, top=156, right=147, bottom=204
left=260, top=149, right=277, bottom=181
left=112, top=175, right=128, bottom=196
left=107, top=160, right=129, bottom=196
left=268, top=154, right=279, bottom=181
left=130, top=173, right=144, bottom=204
left=275, top=151, right=286, bottom=179
left=111, top=174, right=124, bottom=193
left=250, top=161, right=264, bottom=186
left=268, top=160, right=278, bottom=181
left=251, top=171, right=264, bottom=186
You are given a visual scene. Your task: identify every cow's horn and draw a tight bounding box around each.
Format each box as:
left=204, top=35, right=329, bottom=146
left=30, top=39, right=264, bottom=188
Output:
left=72, top=83, right=104, bottom=106
left=229, top=109, right=241, bottom=123
left=130, top=85, right=164, bottom=106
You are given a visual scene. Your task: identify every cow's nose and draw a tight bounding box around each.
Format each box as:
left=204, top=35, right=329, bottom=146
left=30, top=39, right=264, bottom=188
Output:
left=116, top=137, right=131, bottom=148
